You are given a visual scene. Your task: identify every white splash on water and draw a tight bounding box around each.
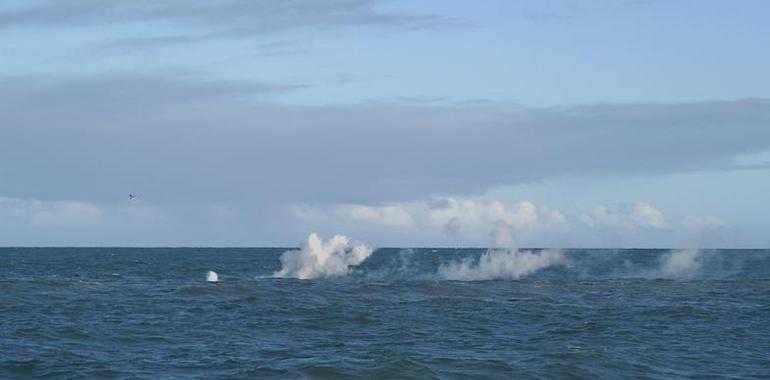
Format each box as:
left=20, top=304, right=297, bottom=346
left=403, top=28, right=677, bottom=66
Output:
left=438, top=248, right=565, bottom=281
left=653, top=248, right=704, bottom=278
left=274, top=233, right=374, bottom=279
left=206, top=270, right=219, bottom=283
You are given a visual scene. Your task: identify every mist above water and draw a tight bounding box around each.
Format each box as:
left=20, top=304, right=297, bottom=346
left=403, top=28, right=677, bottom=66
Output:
left=438, top=249, right=565, bottom=281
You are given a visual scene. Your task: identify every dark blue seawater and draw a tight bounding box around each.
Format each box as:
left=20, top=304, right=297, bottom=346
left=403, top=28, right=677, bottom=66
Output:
left=2, top=248, right=769, bottom=379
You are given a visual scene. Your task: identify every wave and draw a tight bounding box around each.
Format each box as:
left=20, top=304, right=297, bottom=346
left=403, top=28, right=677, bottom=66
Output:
left=274, top=233, right=374, bottom=279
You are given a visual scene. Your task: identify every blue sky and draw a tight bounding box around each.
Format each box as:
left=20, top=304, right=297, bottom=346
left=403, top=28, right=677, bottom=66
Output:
left=1, top=0, right=768, bottom=247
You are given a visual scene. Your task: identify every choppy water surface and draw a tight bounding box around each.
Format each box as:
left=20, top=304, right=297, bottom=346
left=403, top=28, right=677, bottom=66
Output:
left=2, top=248, right=769, bottom=379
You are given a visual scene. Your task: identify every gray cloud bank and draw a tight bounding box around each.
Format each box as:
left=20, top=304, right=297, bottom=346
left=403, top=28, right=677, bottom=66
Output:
left=2, top=74, right=769, bottom=207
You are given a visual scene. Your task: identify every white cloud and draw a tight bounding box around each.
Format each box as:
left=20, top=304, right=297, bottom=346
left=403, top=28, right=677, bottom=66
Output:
left=544, top=209, right=568, bottom=225
left=579, top=202, right=667, bottom=229
left=290, top=197, right=569, bottom=247
left=428, top=198, right=542, bottom=231
left=296, top=197, right=557, bottom=233
left=631, top=202, right=667, bottom=228
left=287, top=197, right=710, bottom=247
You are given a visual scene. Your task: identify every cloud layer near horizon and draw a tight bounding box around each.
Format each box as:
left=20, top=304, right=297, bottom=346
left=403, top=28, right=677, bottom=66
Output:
left=0, top=194, right=725, bottom=247
left=291, top=196, right=723, bottom=247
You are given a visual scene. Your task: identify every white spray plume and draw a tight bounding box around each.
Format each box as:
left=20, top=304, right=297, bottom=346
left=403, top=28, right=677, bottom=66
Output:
left=438, top=248, right=564, bottom=281
left=206, top=270, right=219, bottom=283
left=274, top=233, right=374, bottom=279
left=653, top=248, right=703, bottom=278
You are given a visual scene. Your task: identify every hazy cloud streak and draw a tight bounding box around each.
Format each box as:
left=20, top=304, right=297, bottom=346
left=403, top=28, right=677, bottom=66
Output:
left=0, top=0, right=448, bottom=48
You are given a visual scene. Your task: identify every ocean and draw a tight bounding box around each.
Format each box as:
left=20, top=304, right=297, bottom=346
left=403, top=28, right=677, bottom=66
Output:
left=1, top=247, right=769, bottom=379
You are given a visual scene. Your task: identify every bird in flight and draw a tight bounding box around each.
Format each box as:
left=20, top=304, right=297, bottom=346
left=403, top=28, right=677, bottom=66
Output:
left=128, top=193, right=137, bottom=201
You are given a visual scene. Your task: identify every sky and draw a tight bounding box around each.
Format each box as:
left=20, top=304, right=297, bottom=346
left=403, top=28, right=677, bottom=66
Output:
left=1, top=0, right=769, bottom=247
